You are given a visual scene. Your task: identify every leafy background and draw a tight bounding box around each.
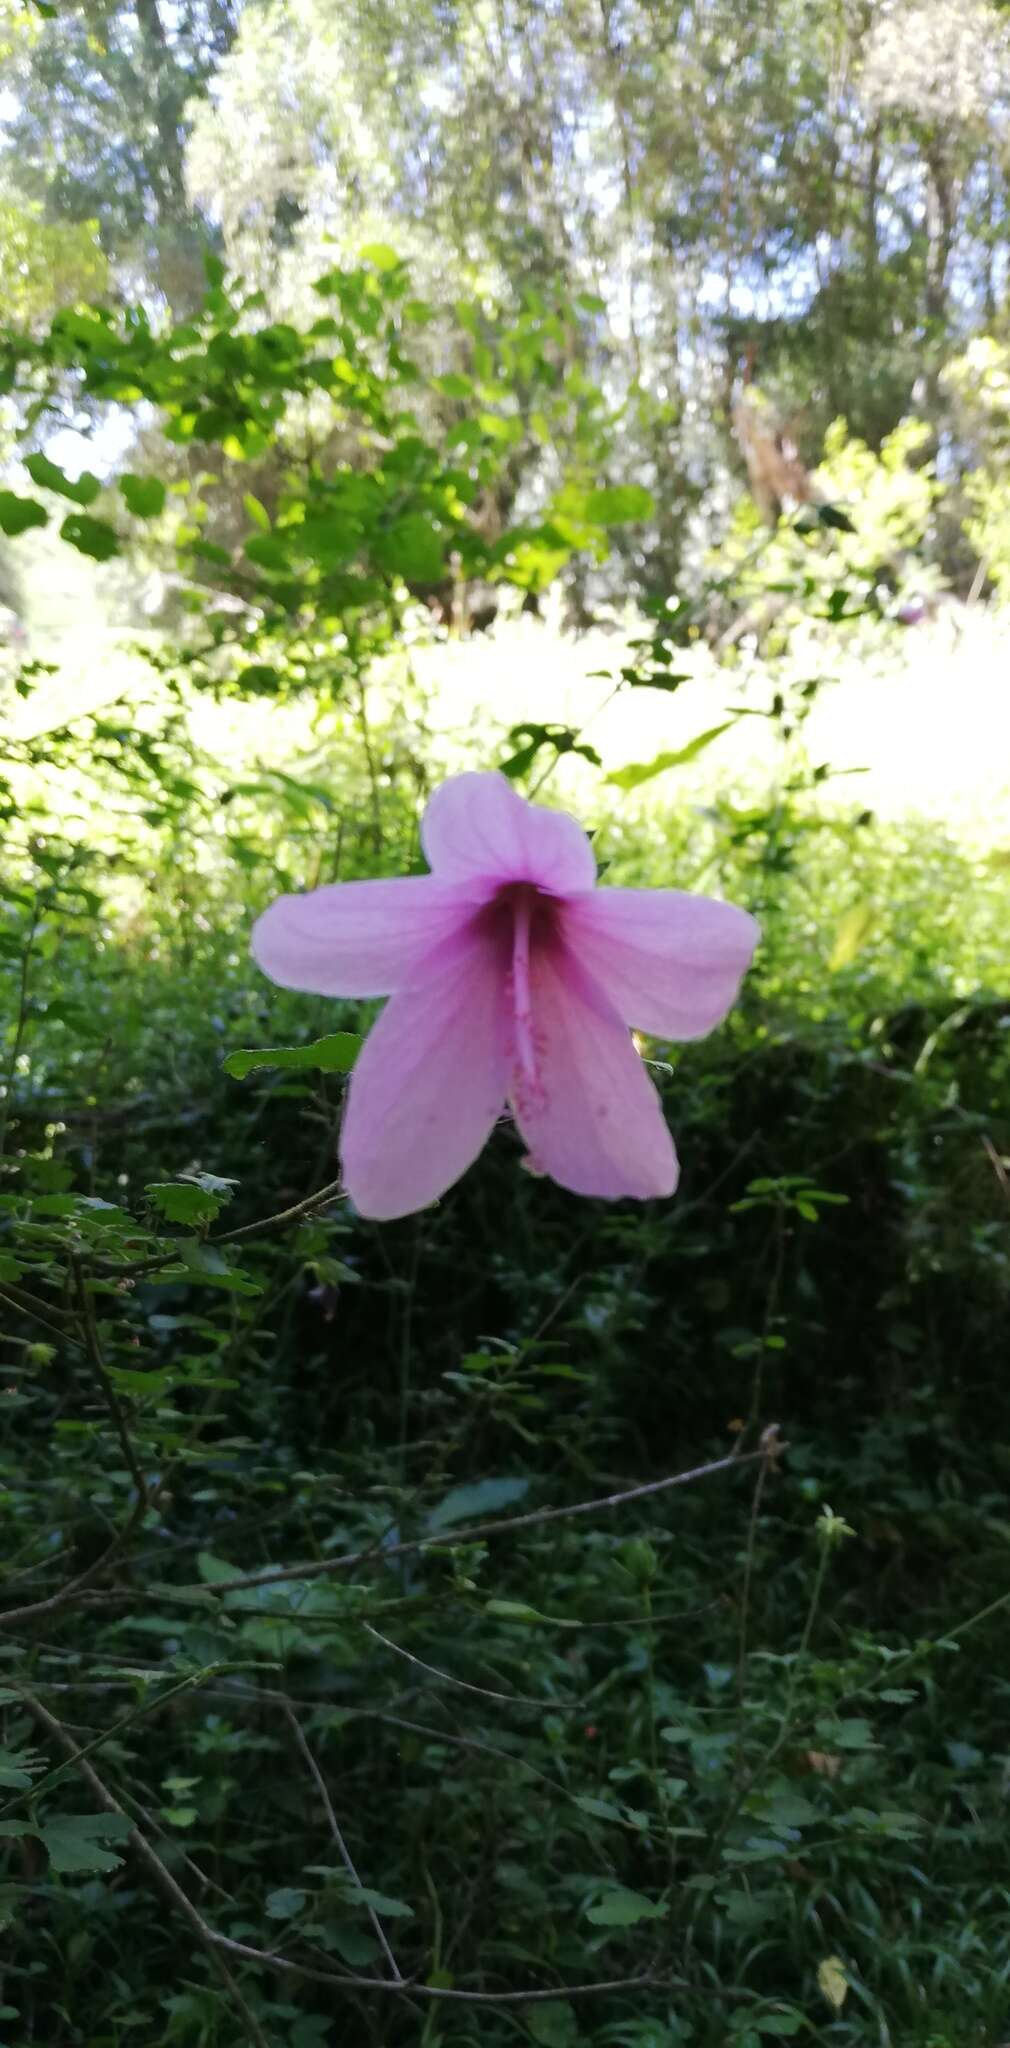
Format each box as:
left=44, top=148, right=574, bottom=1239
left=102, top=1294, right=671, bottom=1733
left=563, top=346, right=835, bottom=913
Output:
left=1, top=3, right=1010, bottom=2045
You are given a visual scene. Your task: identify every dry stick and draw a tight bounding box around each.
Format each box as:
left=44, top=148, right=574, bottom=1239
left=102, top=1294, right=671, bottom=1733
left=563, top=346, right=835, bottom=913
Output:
left=200, top=1442, right=766, bottom=1598
left=21, top=1687, right=670, bottom=2006
left=283, top=1705, right=404, bottom=1982
left=19, top=1691, right=270, bottom=2048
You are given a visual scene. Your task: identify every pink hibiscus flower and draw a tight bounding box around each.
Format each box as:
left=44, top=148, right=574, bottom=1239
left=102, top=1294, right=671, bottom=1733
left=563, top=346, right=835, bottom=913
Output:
left=251, top=771, right=758, bottom=1219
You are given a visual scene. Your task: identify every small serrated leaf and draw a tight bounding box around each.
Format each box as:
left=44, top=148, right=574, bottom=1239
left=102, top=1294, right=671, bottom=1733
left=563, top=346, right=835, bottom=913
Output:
left=146, top=1182, right=222, bottom=1226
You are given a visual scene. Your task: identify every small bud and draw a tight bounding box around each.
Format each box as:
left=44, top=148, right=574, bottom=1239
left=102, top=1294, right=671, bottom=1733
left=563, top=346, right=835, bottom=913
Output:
left=25, top=1343, right=56, bottom=1369
left=617, top=1537, right=659, bottom=1586
left=815, top=1504, right=855, bottom=1548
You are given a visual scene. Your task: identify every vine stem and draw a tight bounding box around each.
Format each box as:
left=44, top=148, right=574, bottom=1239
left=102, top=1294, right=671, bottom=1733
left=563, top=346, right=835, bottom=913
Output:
left=283, top=1705, right=404, bottom=1982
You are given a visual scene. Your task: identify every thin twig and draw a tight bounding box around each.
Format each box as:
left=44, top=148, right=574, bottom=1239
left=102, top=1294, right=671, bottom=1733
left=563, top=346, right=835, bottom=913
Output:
left=195, top=1441, right=764, bottom=1597
left=283, top=1705, right=404, bottom=1980
left=363, top=1623, right=563, bottom=1710
left=72, top=1256, right=148, bottom=1503
left=212, top=1174, right=345, bottom=1247
left=737, top=1426, right=781, bottom=1699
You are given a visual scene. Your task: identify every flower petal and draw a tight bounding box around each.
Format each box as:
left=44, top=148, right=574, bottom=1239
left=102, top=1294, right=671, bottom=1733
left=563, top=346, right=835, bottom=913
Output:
left=251, top=877, right=472, bottom=997
left=510, top=945, right=678, bottom=1201
left=421, top=771, right=597, bottom=895
left=340, top=930, right=508, bottom=1219
left=561, top=888, right=759, bottom=1040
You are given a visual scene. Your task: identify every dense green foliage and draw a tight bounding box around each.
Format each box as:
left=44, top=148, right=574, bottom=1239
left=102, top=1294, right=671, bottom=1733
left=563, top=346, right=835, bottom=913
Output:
left=1, top=644, right=1009, bottom=2045
left=1, top=4, right=1010, bottom=2043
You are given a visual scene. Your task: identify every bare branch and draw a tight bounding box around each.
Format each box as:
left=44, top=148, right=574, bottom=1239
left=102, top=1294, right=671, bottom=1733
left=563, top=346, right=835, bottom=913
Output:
left=190, top=1442, right=766, bottom=1598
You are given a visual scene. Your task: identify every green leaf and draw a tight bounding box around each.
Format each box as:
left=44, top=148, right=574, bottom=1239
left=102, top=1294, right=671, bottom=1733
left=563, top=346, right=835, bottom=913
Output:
left=146, top=1182, right=223, bottom=1226
left=583, top=484, right=655, bottom=524
left=373, top=513, right=445, bottom=584
left=242, top=492, right=270, bottom=530
left=484, top=1599, right=547, bottom=1624
left=525, top=2001, right=578, bottom=2046
left=0, top=1750, right=34, bottom=1791
left=499, top=723, right=601, bottom=780
left=25, top=453, right=102, bottom=506
left=244, top=533, right=291, bottom=573
left=754, top=2016, right=805, bottom=2037
left=427, top=1476, right=530, bottom=1530
left=42, top=1813, right=133, bottom=1875
left=120, top=474, right=167, bottom=519
left=328, top=1924, right=383, bottom=1966
left=0, top=491, right=48, bottom=536
left=816, top=1716, right=875, bottom=1750
left=827, top=903, right=874, bottom=971
left=223, top=1034, right=361, bottom=1080
left=173, top=1242, right=262, bottom=1295
left=574, top=1794, right=626, bottom=1824
left=237, top=663, right=281, bottom=694
left=359, top=243, right=402, bottom=271
left=342, top=1885, right=414, bottom=1918
left=435, top=373, right=473, bottom=399
left=754, top=1789, right=820, bottom=1830
left=265, top=1886, right=307, bottom=1919
left=584, top=1888, right=666, bottom=1927
left=60, top=513, right=120, bottom=561
left=606, top=722, right=736, bottom=790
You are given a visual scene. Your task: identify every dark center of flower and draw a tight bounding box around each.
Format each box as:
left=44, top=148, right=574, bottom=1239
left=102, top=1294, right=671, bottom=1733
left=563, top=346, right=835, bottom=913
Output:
left=478, top=881, right=560, bottom=1096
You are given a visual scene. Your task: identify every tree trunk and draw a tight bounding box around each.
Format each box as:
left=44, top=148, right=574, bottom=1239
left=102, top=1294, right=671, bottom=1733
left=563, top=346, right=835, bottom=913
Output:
left=924, top=143, right=956, bottom=335
left=132, top=0, right=187, bottom=217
